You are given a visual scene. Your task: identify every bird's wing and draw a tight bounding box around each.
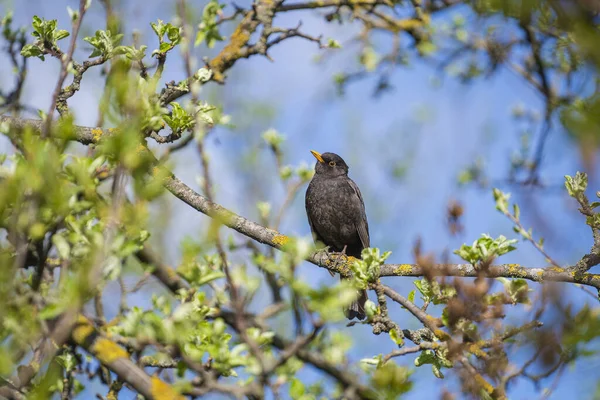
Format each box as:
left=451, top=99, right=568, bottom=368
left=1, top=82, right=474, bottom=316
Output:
left=347, top=179, right=370, bottom=249
left=307, top=213, right=323, bottom=244
left=305, top=187, right=324, bottom=244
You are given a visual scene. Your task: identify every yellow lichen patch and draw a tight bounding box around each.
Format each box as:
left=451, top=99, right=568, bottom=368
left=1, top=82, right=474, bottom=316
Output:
left=272, top=234, right=290, bottom=246
left=433, top=329, right=451, bottom=341
left=547, top=266, right=564, bottom=273
left=393, top=18, right=423, bottom=32
left=92, top=337, right=129, bottom=364
left=166, top=266, right=179, bottom=280
left=72, top=315, right=95, bottom=344
left=208, top=15, right=253, bottom=82
left=468, top=343, right=487, bottom=358
left=395, top=264, right=414, bottom=275
left=30, top=360, right=40, bottom=372
left=96, top=170, right=110, bottom=180
left=91, top=128, right=103, bottom=142
left=346, top=255, right=358, bottom=264
left=536, top=270, right=544, bottom=279
left=474, top=373, right=494, bottom=394
left=506, top=264, right=526, bottom=277
left=580, top=272, right=600, bottom=283
left=47, top=258, right=61, bottom=267
left=347, top=0, right=374, bottom=5
left=323, top=254, right=352, bottom=275
left=150, top=376, right=186, bottom=400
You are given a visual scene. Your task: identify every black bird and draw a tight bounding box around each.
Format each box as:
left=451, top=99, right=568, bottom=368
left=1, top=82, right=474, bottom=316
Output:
left=305, top=150, right=369, bottom=320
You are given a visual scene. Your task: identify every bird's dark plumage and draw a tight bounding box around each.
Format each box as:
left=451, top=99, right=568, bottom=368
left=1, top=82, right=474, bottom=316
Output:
left=305, top=151, right=369, bottom=320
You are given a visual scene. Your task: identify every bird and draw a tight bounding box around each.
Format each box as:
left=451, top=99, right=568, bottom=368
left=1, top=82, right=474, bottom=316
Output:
left=305, top=150, right=370, bottom=320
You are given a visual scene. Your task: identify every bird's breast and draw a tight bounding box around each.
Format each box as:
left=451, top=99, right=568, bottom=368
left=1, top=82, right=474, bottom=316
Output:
left=306, top=177, right=361, bottom=251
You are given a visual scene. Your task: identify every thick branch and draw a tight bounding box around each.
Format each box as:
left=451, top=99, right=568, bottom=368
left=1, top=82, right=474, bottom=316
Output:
left=71, top=315, right=185, bottom=400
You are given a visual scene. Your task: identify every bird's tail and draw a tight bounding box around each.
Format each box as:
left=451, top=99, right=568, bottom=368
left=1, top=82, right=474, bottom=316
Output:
left=341, top=275, right=367, bottom=320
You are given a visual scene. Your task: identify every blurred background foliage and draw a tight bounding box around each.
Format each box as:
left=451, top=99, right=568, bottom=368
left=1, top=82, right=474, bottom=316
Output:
left=1, top=0, right=600, bottom=398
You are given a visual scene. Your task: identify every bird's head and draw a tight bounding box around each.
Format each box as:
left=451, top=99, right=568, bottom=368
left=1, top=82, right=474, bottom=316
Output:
left=310, top=150, right=349, bottom=177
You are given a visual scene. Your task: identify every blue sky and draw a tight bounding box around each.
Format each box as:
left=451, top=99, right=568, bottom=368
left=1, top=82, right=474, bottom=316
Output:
left=1, top=0, right=599, bottom=398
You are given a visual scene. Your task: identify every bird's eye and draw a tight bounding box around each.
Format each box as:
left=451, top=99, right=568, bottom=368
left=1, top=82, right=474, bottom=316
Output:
left=329, top=161, right=336, bottom=167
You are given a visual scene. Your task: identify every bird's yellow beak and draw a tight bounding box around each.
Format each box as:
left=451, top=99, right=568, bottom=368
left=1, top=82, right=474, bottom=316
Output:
left=310, top=150, right=325, bottom=163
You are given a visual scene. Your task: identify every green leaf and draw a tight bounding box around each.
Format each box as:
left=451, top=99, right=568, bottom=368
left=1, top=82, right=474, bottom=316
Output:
left=279, top=165, right=293, bottom=181
left=350, top=248, right=391, bottom=289
left=67, top=6, right=79, bottom=22
left=293, top=279, right=355, bottom=322
left=414, top=278, right=432, bottom=302
left=20, top=44, right=45, bottom=60
left=39, top=302, right=67, bottom=320
left=256, top=201, right=271, bottom=220
left=414, top=350, right=436, bottom=367
left=54, top=29, right=69, bottom=41
left=493, top=188, right=510, bottom=214
left=151, top=20, right=181, bottom=54
left=359, top=47, right=378, bottom=72
left=52, top=234, right=70, bottom=259
left=177, top=257, right=225, bottom=288
left=83, top=29, right=124, bottom=58
left=361, top=356, right=383, bottom=366
left=262, top=128, right=285, bottom=149
left=417, top=41, right=437, bottom=56
left=176, top=360, right=186, bottom=378
left=454, top=234, right=517, bottom=265
left=371, top=362, right=413, bottom=399
left=159, top=42, right=172, bottom=53
left=151, top=19, right=167, bottom=40
left=414, top=349, right=449, bottom=379
left=497, top=278, right=530, bottom=304
left=296, top=163, right=314, bottom=182
left=441, top=307, right=449, bottom=327
left=389, top=329, right=404, bottom=346
left=122, top=44, right=147, bottom=61
left=197, top=271, right=226, bottom=286
left=327, top=38, right=342, bottom=49
left=167, top=26, right=181, bottom=43
left=431, top=363, right=444, bottom=379
left=289, top=378, right=305, bottom=399
left=25, top=15, right=70, bottom=53
left=562, top=306, right=600, bottom=356
left=565, top=172, right=588, bottom=198
left=414, top=279, right=455, bottom=305
left=55, top=352, right=77, bottom=372
left=364, top=299, right=378, bottom=319
left=163, top=102, right=195, bottom=133
left=195, top=0, right=225, bottom=48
